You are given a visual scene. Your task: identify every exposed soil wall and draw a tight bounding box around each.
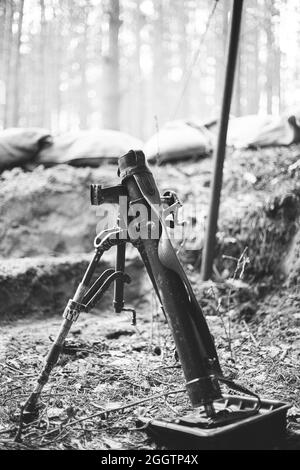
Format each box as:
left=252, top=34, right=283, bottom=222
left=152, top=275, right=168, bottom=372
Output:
left=0, top=253, right=146, bottom=319
left=1, top=145, right=300, bottom=321
left=0, top=165, right=117, bottom=258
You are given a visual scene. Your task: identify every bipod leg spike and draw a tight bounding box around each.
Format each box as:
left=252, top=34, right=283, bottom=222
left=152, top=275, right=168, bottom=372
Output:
left=15, top=228, right=124, bottom=441
left=15, top=280, right=91, bottom=441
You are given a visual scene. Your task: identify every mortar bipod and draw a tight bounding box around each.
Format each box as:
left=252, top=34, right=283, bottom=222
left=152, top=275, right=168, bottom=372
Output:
left=16, top=226, right=134, bottom=430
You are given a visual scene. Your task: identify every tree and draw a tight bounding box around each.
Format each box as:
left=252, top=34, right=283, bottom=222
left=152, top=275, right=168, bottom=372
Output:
left=0, top=1, right=7, bottom=127
left=78, top=8, right=90, bottom=130
left=3, top=0, right=13, bottom=128
left=177, top=0, right=190, bottom=118
left=5, top=0, right=25, bottom=127
left=102, top=0, right=121, bottom=130
left=244, top=0, right=260, bottom=114
left=0, top=0, right=297, bottom=135
left=36, top=0, right=47, bottom=127
left=264, top=0, right=280, bottom=114
left=152, top=0, right=168, bottom=124
left=133, top=0, right=145, bottom=138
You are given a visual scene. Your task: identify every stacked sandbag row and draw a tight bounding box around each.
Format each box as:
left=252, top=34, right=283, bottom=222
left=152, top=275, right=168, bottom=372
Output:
left=0, top=128, right=143, bottom=172
left=0, top=121, right=216, bottom=172
left=1, top=113, right=300, bottom=172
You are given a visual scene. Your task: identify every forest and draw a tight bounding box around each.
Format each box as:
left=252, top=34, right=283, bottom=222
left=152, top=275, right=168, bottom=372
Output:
left=1, top=0, right=300, bottom=452
left=1, top=0, right=299, bottom=141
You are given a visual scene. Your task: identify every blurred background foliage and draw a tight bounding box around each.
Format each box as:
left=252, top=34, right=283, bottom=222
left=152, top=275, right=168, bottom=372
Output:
left=0, top=0, right=299, bottom=139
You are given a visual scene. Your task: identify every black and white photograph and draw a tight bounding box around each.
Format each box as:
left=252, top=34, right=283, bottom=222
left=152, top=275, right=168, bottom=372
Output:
left=0, top=0, right=300, bottom=454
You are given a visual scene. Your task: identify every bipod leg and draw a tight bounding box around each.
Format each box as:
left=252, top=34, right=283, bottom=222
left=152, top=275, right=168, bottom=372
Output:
left=113, top=242, right=126, bottom=313
left=15, top=246, right=105, bottom=440
left=112, top=241, right=137, bottom=325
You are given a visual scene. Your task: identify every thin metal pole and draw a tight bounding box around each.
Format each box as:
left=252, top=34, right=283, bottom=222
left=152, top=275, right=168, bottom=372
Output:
left=201, top=0, right=243, bottom=281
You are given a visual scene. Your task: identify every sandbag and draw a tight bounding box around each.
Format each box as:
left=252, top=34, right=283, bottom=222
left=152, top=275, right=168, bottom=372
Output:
left=0, top=127, right=52, bottom=172
left=227, top=114, right=300, bottom=148
left=37, top=129, right=143, bottom=167
left=144, top=120, right=214, bottom=164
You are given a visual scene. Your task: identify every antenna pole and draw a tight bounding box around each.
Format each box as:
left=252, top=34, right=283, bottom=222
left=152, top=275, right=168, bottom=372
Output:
left=201, top=0, right=243, bottom=281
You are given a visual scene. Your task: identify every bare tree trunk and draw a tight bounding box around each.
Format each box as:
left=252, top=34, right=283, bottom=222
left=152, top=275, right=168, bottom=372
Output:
left=253, top=22, right=260, bottom=113
left=11, top=0, right=24, bottom=126
left=178, top=0, right=190, bottom=117
left=233, top=53, right=241, bottom=116
left=79, top=7, right=89, bottom=130
left=274, top=46, right=281, bottom=114
left=133, top=0, right=144, bottom=138
left=266, top=28, right=273, bottom=114
left=0, top=1, right=7, bottom=127
left=265, top=0, right=275, bottom=114
left=102, top=0, right=121, bottom=130
left=247, top=0, right=259, bottom=114
left=3, top=0, right=13, bottom=128
left=50, top=3, right=62, bottom=131
left=0, top=1, right=6, bottom=77
left=152, top=0, right=166, bottom=123
left=37, top=0, right=46, bottom=127
left=273, top=3, right=281, bottom=114
left=79, top=55, right=89, bottom=129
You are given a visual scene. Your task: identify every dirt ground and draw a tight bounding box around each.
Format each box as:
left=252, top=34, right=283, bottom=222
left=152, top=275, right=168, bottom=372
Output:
left=1, top=146, right=300, bottom=450
left=0, top=275, right=300, bottom=450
